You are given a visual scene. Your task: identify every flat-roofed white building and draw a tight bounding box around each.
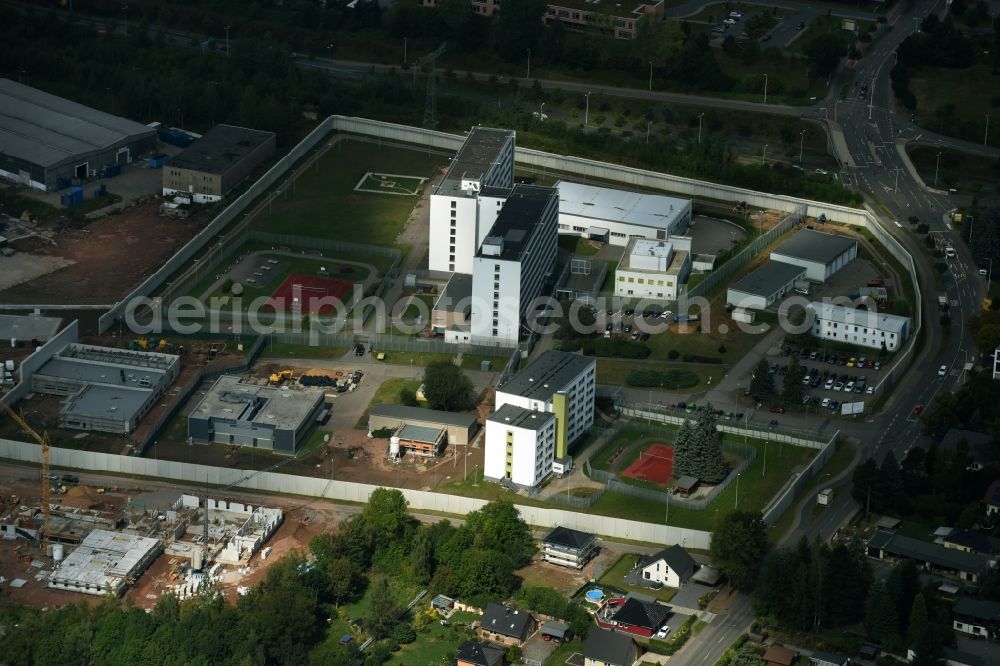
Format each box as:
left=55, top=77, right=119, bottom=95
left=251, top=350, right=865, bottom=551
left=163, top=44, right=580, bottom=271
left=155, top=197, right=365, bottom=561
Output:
left=484, top=404, right=557, bottom=489
left=614, top=238, right=692, bottom=301
left=807, top=301, right=911, bottom=351
left=555, top=181, right=691, bottom=245
left=470, top=185, right=558, bottom=347
left=495, top=350, right=596, bottom=467
left=770, top=229, right=858, bottom=282
left=428, top=127, right=515, bottom=273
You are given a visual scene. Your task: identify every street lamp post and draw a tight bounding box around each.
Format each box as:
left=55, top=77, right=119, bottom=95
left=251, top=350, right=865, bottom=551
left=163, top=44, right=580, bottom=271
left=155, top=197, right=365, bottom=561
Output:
left=122, top=4, right=128, bottom=36
left=225, top=25, right=231, bottom=56
left=761, top=143, right=768, bottom=165
left=539, top=102, right=545, bottom=120
left=934, top=151, right=942, bottom=188
left=868, top=77, right=875, bottom=120
left=762, top=73, right=768, bottom=105
left=648, top=61, right=653, bottom=91
left=799, top=130, right=807, bottom=164
left=646, top=121, right=651, bottom=144
left=986, top=114, right=991, bottom=146
left=526, top=48, right=531, bottom=80
left=698, top=112, right=704, bottom=145
left=735, top=473, right=741, bottom=510
left=403, top=37, right=407, bottom=66
left=584, top=92, right=591, bottom=127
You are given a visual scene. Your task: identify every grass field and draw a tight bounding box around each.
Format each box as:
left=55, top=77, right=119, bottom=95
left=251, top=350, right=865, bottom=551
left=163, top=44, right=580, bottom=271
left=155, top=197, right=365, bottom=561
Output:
left=598, top=553, right=678, bottom=603
left=908, top=145, right=1000, bottom=193
left=354, top=172, right=426, bottom=196
left=558, top=234, right=602, bottom=257
left=769, top=440, right=856, bottom=542
left=908, top=60, right=1000, bottom=149
left=385, top=610, right=478, bottom=665
left=359, top=378, right=423, bottom=429
left=255, top=140, right=444, bottom=245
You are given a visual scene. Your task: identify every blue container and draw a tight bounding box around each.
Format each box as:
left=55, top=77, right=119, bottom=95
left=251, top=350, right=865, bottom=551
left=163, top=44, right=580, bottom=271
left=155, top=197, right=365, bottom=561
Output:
left=147, top=154, right=170, bottom=169
left=69, top=186, right=84, bottom=205
left=60, top=193, right=72, bottom=206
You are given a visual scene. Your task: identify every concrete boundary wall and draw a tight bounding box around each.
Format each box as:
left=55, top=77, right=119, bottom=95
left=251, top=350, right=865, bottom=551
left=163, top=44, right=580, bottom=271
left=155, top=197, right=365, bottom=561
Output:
left=0, top=320, right=79, bottom=407
left=0, top=438, right=710, bottom=548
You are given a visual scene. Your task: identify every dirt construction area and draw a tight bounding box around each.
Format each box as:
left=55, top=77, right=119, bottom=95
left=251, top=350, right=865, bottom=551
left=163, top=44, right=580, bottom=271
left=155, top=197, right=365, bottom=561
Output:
left=0, top=200, right=203, bottom=304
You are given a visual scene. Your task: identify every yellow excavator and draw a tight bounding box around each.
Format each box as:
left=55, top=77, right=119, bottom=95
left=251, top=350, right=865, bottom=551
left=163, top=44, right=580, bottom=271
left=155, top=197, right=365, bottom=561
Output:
left=268, top=369, right=294, bottom=385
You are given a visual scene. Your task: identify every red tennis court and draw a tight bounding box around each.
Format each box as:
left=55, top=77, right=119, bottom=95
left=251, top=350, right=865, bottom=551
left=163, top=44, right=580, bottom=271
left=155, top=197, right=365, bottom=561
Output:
left=268, top=273, right=352, bottom=315
left=621, top=443, right=674, bottom=485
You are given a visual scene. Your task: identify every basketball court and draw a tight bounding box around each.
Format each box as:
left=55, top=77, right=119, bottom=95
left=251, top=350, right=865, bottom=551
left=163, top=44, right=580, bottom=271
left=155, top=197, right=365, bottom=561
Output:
left=620, top=443, right=674, bottom=485
left=267, top=273, right=352, bottom=316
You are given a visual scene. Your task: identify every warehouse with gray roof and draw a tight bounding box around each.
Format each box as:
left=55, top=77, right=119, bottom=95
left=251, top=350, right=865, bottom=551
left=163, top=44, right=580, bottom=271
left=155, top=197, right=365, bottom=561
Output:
left=0, top=79, right=156, bottom=192
left=162, top=124, right=275, bottom=203
left=367, top=403, right=479, bottom=446
left=770, top=229, right=858, bottom=282
left=726, top=261, right=806, bottom=310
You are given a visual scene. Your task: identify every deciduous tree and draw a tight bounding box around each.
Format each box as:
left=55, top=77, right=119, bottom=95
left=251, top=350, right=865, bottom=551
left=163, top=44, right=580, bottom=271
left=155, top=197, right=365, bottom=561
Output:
left=710, top=511, right=769, bottom=589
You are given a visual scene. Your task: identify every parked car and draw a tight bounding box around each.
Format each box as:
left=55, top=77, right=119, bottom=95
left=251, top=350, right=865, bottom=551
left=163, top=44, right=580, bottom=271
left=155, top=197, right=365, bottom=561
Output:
left=769, top=406, right=786, bottom=414
left=912, top=404, right=923, bottom=416
left=847, top=357, right=857, bottom=368
left=844, top=381, right=855, bottom=392
left=656, top=625, right=671, bottom=639
left=61, top=474, right=80, bottom=485
left=712, top=25, right=727, bottom=33
left=810, top=376, right=822, bottom=388
left=829, top=400, right=840, bottom=410
left=865, top=386, right=875, bottom=395
left=938, top=365, right=947, bottom=376
left=874, top=361, right=881, bottom=371
left=729, top=11, right=744, bottom=18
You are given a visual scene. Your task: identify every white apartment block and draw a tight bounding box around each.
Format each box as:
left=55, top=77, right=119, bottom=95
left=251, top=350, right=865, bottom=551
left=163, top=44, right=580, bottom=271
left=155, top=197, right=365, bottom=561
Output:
left=484, top=404, right=557, bottom=489
left=614, top=238, right=692, bottom=301
left=555, top=181, right=691, bottom=246
left=807, top=301, right=911, bottom=352
left=428, top=127, right=515, bottom=274
left=470, top=185, right=558, bottom=347
left=495, top=350, right=596, bottom=459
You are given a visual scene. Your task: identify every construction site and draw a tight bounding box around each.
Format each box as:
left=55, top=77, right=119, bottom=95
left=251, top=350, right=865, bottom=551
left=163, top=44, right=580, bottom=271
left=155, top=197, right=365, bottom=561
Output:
left=0, top=460, right=299, bottom=607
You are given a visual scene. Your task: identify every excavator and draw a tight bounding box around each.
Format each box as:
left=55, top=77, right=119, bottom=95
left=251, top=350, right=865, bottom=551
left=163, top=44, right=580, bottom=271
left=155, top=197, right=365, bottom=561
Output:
left=268, top=370, right=293, bottom=385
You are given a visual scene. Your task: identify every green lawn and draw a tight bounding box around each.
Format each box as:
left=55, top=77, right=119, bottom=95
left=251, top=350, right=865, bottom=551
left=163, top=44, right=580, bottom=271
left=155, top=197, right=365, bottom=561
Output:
left=460, top=353, right=509, bottom=371
left=643, top=323, right=759, bottom=366
left=543, top=638, right=584, bottom=666
left=908, top=145, right=1000, bottom=194
left=909, top=60, right=1000, bottom=149
left=385, top=611, right=479, bottom=665
left=598, top=553, right=678, bottom=603
left=254, top=139, right=444, bottom=245
left=558, top=234, right=601, bottom=257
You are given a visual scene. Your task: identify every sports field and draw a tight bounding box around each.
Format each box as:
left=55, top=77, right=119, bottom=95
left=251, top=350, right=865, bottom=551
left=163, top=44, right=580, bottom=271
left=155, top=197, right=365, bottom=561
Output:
left=267, top=273, right=352, bottom=315
left=620, top=443, right=674, bottom=485
left=254, top=140, right=444, bottom=246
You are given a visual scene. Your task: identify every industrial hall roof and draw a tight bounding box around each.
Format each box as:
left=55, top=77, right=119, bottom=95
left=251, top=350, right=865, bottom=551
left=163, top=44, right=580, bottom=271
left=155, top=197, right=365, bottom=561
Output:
left=0, top=78, right=154, bottom=168
left=771, top=229, right=857, bottom=265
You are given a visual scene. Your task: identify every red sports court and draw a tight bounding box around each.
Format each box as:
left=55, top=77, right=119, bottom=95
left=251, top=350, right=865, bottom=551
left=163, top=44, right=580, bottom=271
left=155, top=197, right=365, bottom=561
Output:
left=620, top=443, right=674, bottom=485
left=267, top=273, right=351, bottom=315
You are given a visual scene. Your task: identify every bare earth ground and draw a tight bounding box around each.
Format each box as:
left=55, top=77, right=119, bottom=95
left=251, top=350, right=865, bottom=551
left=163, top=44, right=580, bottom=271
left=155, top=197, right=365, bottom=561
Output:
left=516, top=545, right=623, bottom=596
left=0, top=201, right=203, bottom=305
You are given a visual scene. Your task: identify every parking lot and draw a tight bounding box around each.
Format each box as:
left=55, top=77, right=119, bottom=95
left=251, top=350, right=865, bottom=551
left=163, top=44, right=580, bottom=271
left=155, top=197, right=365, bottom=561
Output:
left=771, top=345, right=886, bottom=413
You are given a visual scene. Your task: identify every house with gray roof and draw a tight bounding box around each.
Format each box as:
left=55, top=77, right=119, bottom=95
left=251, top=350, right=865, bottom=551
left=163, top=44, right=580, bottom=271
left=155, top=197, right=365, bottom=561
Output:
left=635, top=544, right=697, bottom=588
left=952, top=597, right=1000, bottom=638
left=479, top=603, right=535, bottom=646
left=726, top=261, right=806, bottom=311
left=541, top=526, right=597, bottom=569
left=583, top=627, right=638, bottom=666
left=867, top=530, right=990, bottom=583
left=367, top=403, right=478, bottom=446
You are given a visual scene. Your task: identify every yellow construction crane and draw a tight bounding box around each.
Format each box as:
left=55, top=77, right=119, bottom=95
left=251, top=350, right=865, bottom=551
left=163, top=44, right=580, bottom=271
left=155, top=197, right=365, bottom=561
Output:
left=1, top=402, right=51, bottom=549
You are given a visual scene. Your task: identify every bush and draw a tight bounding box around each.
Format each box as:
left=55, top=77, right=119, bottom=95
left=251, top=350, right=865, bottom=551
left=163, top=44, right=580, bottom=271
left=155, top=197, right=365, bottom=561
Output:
left=647, top=616, right=696, bottom=655
left=390, top=624, right=416, bottom=645
left=371, top=427, right=395, bottom=438
left=718, top=344, right=727, bottom=354
left=916, top=223, right=930, bottom=234
left=625, top=368, right=699, bottom=389
left=398, top=387, right=419, bottom=407
left=682, top=354, right=723, bottom=364
left=667, top=349, right=680, bottom=360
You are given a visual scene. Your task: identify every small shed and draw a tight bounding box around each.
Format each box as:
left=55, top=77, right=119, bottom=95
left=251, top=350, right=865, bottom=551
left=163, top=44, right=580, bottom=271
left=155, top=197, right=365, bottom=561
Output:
left=540, top=621, right=571, bottom=643
left=763, top=645, right=797, bottom=666
left=876, top=516, right=901, bottom=531
left=432, top=594, right=456, bottom=616
left=673, top=476, right=699, bottom=497
left=691, top=566, right=722, bottom=587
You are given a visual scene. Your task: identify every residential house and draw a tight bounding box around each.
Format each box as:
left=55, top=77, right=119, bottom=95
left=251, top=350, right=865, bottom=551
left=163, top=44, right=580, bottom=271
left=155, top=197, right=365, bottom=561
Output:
left=456, top=640, right=506, bottom=666
left=867, top=530, right=991, bottom=583
left=636, top=545, right=697, bottom=589
left=942, top=529, right=1000, bottom=557
left=541, top=526, right=598, bottom=569
left=479, top=603, right=534, bottom=646
left=763, top=646, right=797, bottom=666
left=583, top=627, right=638, bottom=666
left=597, top=597, right=671, bottom=638
left=952, top=597, right=1000, bottom=639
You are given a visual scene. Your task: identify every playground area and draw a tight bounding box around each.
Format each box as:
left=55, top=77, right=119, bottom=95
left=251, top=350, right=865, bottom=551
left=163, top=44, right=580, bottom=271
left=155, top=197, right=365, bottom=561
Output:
left=619, top=443, right=674, bottom=485
left=352, top=172, right=426, bottom=196
left=267, top=273, right=352, bottom=316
